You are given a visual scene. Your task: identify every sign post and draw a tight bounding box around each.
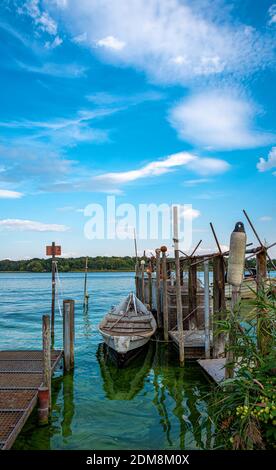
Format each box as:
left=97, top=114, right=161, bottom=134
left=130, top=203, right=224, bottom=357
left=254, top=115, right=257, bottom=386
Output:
left=46, top=242, right=61, bottom=344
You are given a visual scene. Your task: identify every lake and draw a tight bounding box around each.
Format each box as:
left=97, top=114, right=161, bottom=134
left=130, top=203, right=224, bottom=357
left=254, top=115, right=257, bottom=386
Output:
left=0, top=272, right=214, bottom=450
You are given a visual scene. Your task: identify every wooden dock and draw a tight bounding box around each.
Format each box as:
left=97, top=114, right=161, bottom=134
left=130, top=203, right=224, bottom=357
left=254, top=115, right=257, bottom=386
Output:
left=0, top=349, right=63, bottom=450
left=197, top=358, right=226, bottom=383
left=169, top=330, right=210, bottom=359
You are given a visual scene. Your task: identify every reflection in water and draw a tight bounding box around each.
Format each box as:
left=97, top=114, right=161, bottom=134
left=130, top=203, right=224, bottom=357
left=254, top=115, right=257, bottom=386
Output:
left=83, top=304, right=93, bottom=338
left=96, top=342, right=155, bottom=400
left=62, top=370, right=75, bottom=438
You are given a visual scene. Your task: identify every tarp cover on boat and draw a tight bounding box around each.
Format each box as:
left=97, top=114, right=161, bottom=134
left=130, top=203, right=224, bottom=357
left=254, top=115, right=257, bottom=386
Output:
left=111, top=293, right=149, bottom=317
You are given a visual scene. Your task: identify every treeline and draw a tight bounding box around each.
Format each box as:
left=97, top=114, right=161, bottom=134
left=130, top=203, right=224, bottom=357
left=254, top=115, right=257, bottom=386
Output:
left=0, top=257, right=136, bottom=273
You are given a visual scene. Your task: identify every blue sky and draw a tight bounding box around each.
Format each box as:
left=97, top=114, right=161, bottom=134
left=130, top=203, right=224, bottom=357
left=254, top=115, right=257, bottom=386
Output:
left=0, top=0, right=275, bottom=259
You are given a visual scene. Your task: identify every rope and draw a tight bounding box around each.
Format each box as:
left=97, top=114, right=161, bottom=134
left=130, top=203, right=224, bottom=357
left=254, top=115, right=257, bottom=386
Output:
left=54, top=261, right=63, bottom=317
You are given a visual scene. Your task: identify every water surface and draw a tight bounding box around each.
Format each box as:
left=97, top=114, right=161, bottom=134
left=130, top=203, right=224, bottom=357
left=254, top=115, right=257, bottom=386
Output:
left=0, top=272, right=214, bottom=450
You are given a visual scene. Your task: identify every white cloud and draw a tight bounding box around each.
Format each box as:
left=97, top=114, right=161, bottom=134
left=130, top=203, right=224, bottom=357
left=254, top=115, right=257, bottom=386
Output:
left=257, top=147, right=276, bottom=172
left=94, top=151, right=229, bottom=187
left=259, top=216, right=272, bottom=222
left=181, top=207, right=201, bottom=220
left=169, top=90, right=273, bottom=150
left=0, top=189, right=24, bottom=199
left=16, top=60, right=87, bottom=78
left=268, top=4, right=276, bottom=25
left=96, top=36, right=126, bottom=51
left=45, top=35, right=63, bottom=49
left=86, top=90, right=164, bottom=106
left=20, top=0, right=58, bottom=35
left=184, top=178, right=210, bottom=186
left=0, top=219, right=69, bottom=232
left=72, top=32, right=87, bottom=44
left=48, top=0, right=274, bottom=85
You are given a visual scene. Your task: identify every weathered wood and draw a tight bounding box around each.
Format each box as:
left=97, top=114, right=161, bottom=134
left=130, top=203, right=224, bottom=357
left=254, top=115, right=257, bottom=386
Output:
left=173, top=206, right=184, bottom=366
left=42, top=315, right=51, bottom=408
left=135, top=262, right=139, bottom=297
left=155, top=249, right=162, bottom=328
left=256, top=249, right=267, bottom=291
left=38, top=386, right=49, bottom=426
left=188, top=258, right=197, bottom=329
left=147, top=269, right=152, bottom=311
left=161, top=247, right=169, bottom=341
left=204, top=259, right=211, bottom=359
left=51, top=241, right=56, bottom=341
left=212, top=255, right=226, bottom=358
left=141, top=260, right=145, bottom=304
left=63, top=300, right=75, bottom=372
left=225, top=286, right=239, bottom=378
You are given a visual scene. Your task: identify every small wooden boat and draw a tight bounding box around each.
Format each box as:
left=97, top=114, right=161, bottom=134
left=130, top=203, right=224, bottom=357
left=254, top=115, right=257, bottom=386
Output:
left=99, top=292, right=157, bottom=365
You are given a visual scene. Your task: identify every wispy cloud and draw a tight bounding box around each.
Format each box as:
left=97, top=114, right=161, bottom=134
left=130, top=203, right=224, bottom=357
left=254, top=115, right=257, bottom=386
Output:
left=268, top=4, right=276, bottom=25
left=183, top=178, right=211, bottom=186
left=0, top=189, right=24, bottom=199
left=16, top=60, right=87, bottom=78
left=259, top=216, right=272, bottom=222
left=86, top=90, right=165, bottom=107
left=96, top=35, right=126, bottom=51
left=0, top=219, right=69, bottom=232
left=93, top=151, right=229, bottom=188
left=17, top=0, right=58, bottom=36
left=181, top=207, right=201, bottom=220
left=49, top=0, right=275, bottom=85
left=257, top=147, right=276, bottom=172
left=169, top=90, right=273, bottom=150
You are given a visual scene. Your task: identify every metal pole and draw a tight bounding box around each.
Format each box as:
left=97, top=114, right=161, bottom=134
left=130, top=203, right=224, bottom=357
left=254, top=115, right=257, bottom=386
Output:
left=161, top=247, right=169, bottom=341
left=51, top=242, right=56, bottom=341
left=204, top=259, right=210, bottom=359
left=173, top=206, right=184, bottom=366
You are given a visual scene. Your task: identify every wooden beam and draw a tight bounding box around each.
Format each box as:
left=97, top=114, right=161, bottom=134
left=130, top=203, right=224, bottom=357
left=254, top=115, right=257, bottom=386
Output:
left=161, top=247, right=169, bottom=341
left=188, top=258, right=197, bottom=329
left=173, top=206, right=184, bottom=366
left=155, top=249, right=162, bottom=328
left=212, top=255, right=226, bottom=358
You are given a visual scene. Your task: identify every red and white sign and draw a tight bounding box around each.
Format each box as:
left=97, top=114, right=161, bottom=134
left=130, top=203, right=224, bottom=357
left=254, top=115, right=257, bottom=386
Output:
left=46, top=245, right=61, bottom=256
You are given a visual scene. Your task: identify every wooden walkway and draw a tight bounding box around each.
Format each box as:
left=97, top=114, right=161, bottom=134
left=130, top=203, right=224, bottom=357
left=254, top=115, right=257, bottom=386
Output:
left=169, top=329, right=209, bottom=359
left=0, top=350, right=63, bottom=450
left=197, top=358, right=226, bottom=383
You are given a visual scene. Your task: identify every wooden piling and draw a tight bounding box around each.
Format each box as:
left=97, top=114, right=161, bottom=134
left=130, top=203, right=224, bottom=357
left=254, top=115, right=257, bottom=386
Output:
left=38, top=386, right=50, bottom=426
left=212, top=255, right=226, bottom=358
left=147, top=268, right=152, bottom=311
left=188, top=258, right=197, bottom=329
left=141, top=260, right=145, bottom=304
left=204, top=259, right=211, bottom=359
left=42, top=315, right=51, bottom=409
left=155, top=249, right=162, bottom=328
left=161, top=246, right=169, bottom=341
left=256, top=248, right=267, bottom=291
left=173, top=206, right=184, bottom=366
left=225, top=286, right=239, bottom=378
left=63, top=300, right=75, bottom=372
left=83, top=256, right=89, bottom=309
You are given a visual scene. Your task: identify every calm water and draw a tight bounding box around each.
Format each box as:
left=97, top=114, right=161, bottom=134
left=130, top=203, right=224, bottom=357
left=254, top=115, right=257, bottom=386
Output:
left=0, top=272, right=214, bottom=450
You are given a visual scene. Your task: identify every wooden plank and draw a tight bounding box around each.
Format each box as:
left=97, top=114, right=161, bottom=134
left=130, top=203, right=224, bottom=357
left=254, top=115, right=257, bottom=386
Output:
left=198, top=358, right=226, bottom=384
left=212, top=255, right=226, bottom=358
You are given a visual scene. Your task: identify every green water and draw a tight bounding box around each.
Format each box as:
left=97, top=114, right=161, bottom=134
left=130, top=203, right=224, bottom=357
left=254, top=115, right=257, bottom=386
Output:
left=0, top=272, right=215, bottom=450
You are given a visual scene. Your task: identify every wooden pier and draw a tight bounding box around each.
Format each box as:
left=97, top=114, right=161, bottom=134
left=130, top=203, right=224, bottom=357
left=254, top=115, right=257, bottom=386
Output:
left=197, top=358, right=226, bottom=384
left=0, top=349, right=63, bottom=450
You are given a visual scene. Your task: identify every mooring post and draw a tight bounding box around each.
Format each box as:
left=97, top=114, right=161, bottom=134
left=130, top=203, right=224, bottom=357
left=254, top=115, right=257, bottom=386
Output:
left=42, top=315, right=51, bottom=410
left=173, top=206, right=184, bottom=366
left=38, top=386, right=50, bottom=426
left=83, top=256, right=89, bottom=310
left=212, top=255, right=226, bottom=358
left=63, top=300, right=75, bottom=372
left=161, top=246, right=169, bottom=341
left=51, top=241, right=56, bottom=342
left=155, top=249, right=162, bottom=328
left=256, top=248, right=267, bottom=292
left=135, top=261, right=139, bottom=297
left=188, top=257, right=197, bottom=329
left=204, top=258, right=211, bottom=359
left=147, top=268, right=152, bottom=311
left=141, top=260, right=145, bottom=304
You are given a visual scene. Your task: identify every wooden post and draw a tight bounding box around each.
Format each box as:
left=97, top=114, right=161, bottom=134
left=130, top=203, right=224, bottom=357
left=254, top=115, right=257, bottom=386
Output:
left=155, top=249, right=162, bottom=328
left=63, top=300, right=75, bottom=372
left=173, top=206, right=184, bottom=366
left=256, top=248, right=271, bottom=355
left=42, top=315, right=51, bottom=409
left=51, top=242, right=56, bottom=341
left=256, top=248, right=267, bottom=291
left=204, top=259, right=211, bottom=359
left=83, top=257, right=89, bottom=309
left=141, top=260, right=145, bottom=304
left=225, top=286, right=239, bottom=378
left=135, top=261, right=139, bottom=297
left=212, top=255, right=226, bottom=358
left=38, top=386, right=50, bottom=426
left=188, top=258, right=197, bottom=329
left=161, top=246, right=169, bottom=341
left=147, top=268, right=152, bottom=310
